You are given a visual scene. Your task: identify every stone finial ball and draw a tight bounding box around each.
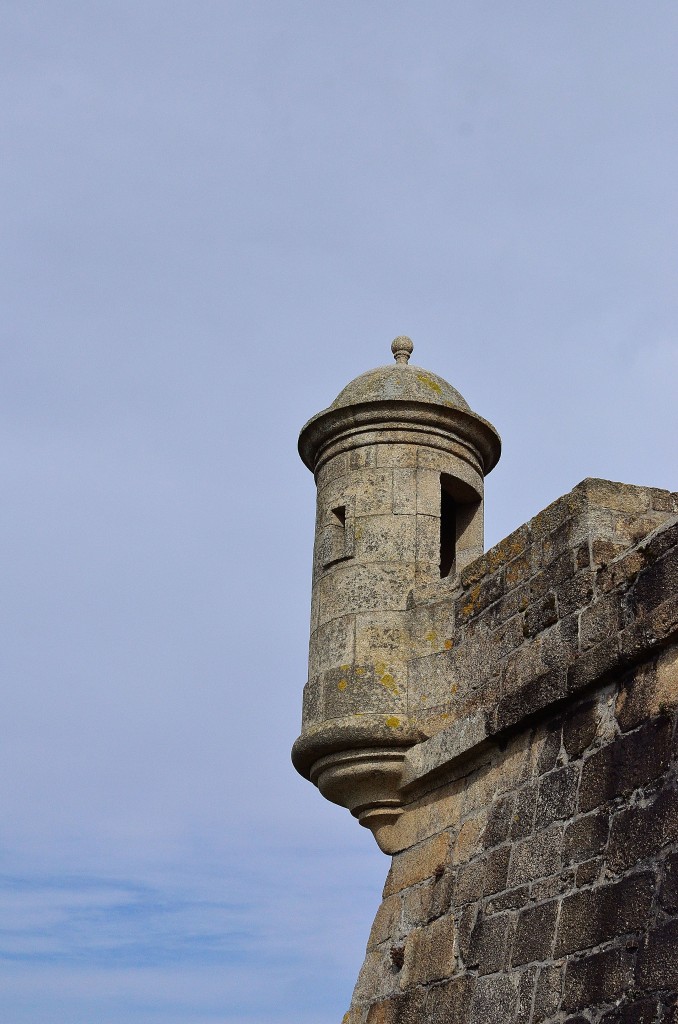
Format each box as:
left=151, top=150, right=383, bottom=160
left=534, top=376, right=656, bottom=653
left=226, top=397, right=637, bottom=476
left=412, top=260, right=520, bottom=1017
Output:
left=391, top=336, right=414, bottom=365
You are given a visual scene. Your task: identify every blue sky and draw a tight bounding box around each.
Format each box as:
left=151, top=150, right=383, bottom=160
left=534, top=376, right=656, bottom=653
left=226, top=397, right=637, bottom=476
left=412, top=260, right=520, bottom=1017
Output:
left=0, top=2, right=677, bottom=1021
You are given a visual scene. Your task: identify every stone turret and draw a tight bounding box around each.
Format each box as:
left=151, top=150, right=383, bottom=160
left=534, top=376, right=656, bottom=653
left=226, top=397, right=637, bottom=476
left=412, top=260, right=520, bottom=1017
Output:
left=291, top=338, right=501, bottom=848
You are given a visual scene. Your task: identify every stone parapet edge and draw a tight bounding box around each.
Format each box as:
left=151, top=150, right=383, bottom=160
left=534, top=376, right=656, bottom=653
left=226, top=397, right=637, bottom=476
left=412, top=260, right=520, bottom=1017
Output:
left=401, top=590, right=678, bottom=792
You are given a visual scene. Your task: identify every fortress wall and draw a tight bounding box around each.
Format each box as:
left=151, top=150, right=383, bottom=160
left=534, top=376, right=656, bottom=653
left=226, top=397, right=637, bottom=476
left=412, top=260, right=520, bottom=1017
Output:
left=405, top=478, right=678, bottom=744
left=343, top=482, right=678, bottom=1024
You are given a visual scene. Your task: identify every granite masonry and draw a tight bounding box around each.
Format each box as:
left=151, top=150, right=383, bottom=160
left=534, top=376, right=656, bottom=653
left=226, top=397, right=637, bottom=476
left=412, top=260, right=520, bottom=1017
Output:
left=292, top=339, right=678, bottom=1024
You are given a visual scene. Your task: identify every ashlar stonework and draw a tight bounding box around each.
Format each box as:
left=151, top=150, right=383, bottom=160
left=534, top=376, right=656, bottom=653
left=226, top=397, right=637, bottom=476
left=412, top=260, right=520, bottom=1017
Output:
left=292, top=338, right=678, bottom=1024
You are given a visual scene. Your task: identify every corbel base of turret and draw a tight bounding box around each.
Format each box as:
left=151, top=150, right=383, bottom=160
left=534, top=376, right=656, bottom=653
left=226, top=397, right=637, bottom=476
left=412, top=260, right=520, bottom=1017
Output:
left=309, top=748, right=407, bottom=854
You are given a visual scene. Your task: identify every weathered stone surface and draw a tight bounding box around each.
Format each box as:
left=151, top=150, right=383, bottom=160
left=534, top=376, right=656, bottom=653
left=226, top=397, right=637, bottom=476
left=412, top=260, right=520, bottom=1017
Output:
left=636, top=919, right=678, bottom=991
left=511, top=900, right=558, bottom=965
left=562, top=946, right=635, bottom=1012
left=399, top=913, right=455, bottom=988
left=383, top=832, right=451, bottom=897
left=578, top=715, right=673, bottom=811
left=295, top=346, right=678, bottom=1024
left=555, top=872, right=654, bottom=956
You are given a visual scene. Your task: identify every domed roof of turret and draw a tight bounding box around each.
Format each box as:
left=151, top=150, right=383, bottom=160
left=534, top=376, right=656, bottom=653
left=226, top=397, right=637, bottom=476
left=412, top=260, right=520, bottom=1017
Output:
left=298, top=335, right=501, bottom=475
left=330, top=337, right=471, bottom=412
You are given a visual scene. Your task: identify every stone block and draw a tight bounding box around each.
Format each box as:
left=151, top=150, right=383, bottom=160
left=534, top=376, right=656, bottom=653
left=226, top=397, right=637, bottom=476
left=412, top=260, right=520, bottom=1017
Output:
left=524, top=592, right=559, bottom=638
left=562, top=699, right=599, bottom=758
left=469, top=973, right=518, bottom=1024
left=355, top=514, right=416, bottom=564
left=315, top=451, right=349, bottom=491
left=530, top=868, right=575, bottom=901
left=508, top=825, right=564, bottom=887
left=659, top=850, right=678, bottom=914
left=558, top=570, right=597, bottom=618
left=636, top=919, right=678, bottom=991
left=423, top=976, right=473, bottom=1024
left=489, top=582, right=531, bottom=627
left=399, top=912, right=455, bottom=988
left=578, top=716, right=673, bottom=812
left=532, top=963, right=564, bottom=1023
left=600, top=997, right=663, bottom=1024
left=567, top=637, right=619, bottom=696
left=415, top=469, right=440, bottom=516
left=583, top=478, right=653, bottom=514
left=349, top=445, right=378, bottom=470
left=575, top=858, right=601, bottom=886
left=535, top=721, right=564, bottom=774
left=355, top=612, right=410, bottom=669
left=354, top=469, right=394, bottom=517
left=640, top=518, right=678, bottom=561
left=562, top=946, right=634, bottom=1012
left=455, top=846, right=510, bottom=904
left=406, top=650, right=456, bottom=715
left=364, top=992, right=425, bottom=1024
left=406, top=599, right=455, bottom=659
left=482, top=792, right=514, bottom=850
left=383, top=832, right=451, bottom=897
left=579, top=593, right=624, bottom=651
left=311, top=613, right=355, bottom=674
left=415, top=514, right=439, bottom=565
left=367, top=893, right=403, bottom=951
left=515, top=966, right=538, bottom=1024
left=563, top=808, right=610, bottom=866
left=509, top=782, right=538, bottom=840
left=456, top=572, right=504, bottom=624
left=632, top=545, right=678, bottom=618
left=392, top=469, right=417, bottom=515
left=466, top=912, right=511, bottom=974
left=607, top=785, right=678, bottom=873
left=650, top=487, right=678, bottom=513
left=376, top=444, right=418, bottom=469
left=318, top=562, right=414, bottom=619
left=495, top=667, right=567, bottom=734
left=454, top=811, right=488, bottom=864
left=495, top=733, right=534, bottom=794
left=511, top=900, right=559, bottom=966
left=301, top=675, right=323, bottom=726
left=352, top=946, right=399, bottom=1004
left=616, top=645, right=678, bottom=731
left=485, top=884, right=530, bottom=914
left=321, top=663, right=405, bottom=718
left=535, top=764, right=579, bottom=828
left=555, top=872, right=654, bottom=956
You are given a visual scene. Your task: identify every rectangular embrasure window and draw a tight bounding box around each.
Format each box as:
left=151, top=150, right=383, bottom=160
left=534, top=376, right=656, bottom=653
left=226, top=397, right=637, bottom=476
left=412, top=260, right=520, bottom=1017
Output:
left=332, top=505, right=346, bottom=530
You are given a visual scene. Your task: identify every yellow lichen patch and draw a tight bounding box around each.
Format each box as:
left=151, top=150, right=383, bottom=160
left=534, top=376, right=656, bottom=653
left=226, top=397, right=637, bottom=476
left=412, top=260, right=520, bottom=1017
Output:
left=355, top=666, right=366, bottom=675
left=375, top=661, right=387, bottom=675
left=337, top=679, right=348, bottom=691
left=444, top=639, right=453, bottom=650
left=488, top=537, right=524, bottom=572
left=379, top=672, right=399, bottom=696
left=416, top=372, right=442, bottom=394
left=425, top=630, right=438, bottom=645
left=450, top=682, right=458, bottom=695
left=385, top=716, right=401, bottom=728
left=340, top=664, right=350, bottom=672
left=461, top=583, right=481, bottom=617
